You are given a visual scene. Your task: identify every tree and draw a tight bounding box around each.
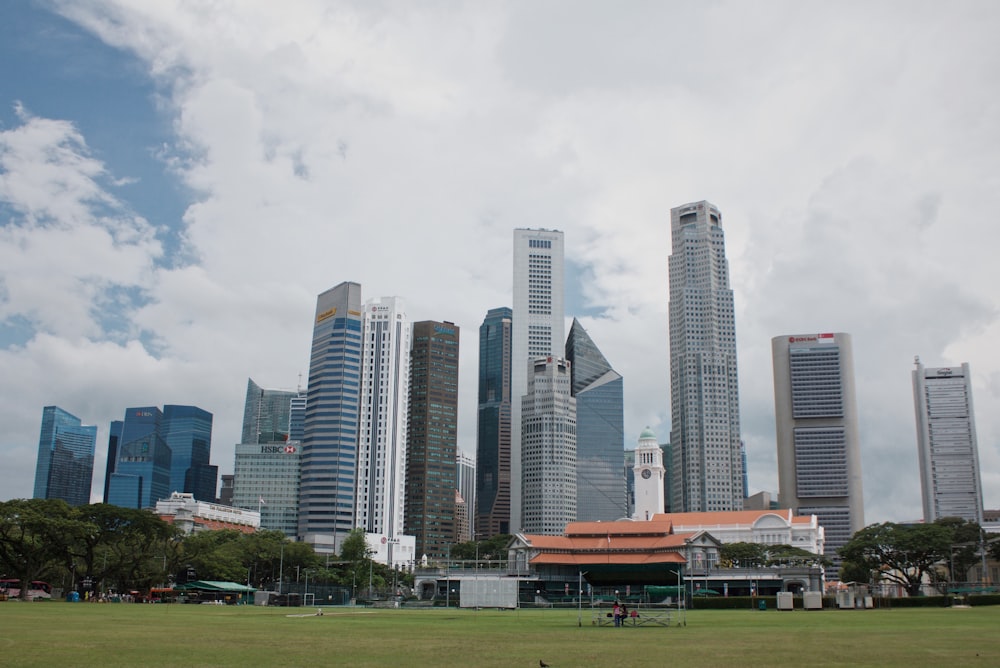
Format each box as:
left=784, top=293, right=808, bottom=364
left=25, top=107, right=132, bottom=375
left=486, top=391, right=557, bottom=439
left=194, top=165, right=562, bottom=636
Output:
left=839, top=522, right=952, bottom=595
left=718, top=542, right=767, bottom=568
left=450, top=534, right=512, bottom=562
left=0, top=499, right=84, bottom=599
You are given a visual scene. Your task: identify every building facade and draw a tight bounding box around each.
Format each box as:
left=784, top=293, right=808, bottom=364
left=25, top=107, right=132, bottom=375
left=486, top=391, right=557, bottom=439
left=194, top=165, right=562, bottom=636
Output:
left=404, top=320, right=460, bottom=559
left=106, top=406, right=172, bottom=509
left=521, top=357, right=576, bottom=535
left=633, top=427, right=666, bottom=521
left=456, top=451, right=476, bottom=542
left=772, top=332, right=864, bottom=574
left=668, top=201, right=743, bottom=512
left=162, top=404, right=216, bottom=502
left=299, top=281, right=364, bottom=550
left=565, top=318, right=626, bottom=521
left=355, top=296, right=411, bottom=539
left=912, top=360, right=983, bottom=524
left=232, top=441, right=301, bottom=538
left=156, top=492, right=260, bottom=534
left=33, top=406, right=97, bottom=507
left=475, top=307, right=513, bottom=538
left=241, top=378, right=298, bottom=445
left=512, top=229, right=565, bottom=532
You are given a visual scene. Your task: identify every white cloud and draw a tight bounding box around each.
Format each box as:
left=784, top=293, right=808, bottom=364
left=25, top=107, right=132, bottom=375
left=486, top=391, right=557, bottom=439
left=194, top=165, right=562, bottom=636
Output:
left=2, top=1, right=998, bottom=525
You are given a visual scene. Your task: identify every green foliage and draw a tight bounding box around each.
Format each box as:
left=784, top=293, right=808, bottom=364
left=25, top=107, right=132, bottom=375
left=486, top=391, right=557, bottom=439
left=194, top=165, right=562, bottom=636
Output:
left=839, top=520, right=957, bottom=595
left=449, top=534, right=512, bottom=561
left=718, top=542, right=823, bottom=568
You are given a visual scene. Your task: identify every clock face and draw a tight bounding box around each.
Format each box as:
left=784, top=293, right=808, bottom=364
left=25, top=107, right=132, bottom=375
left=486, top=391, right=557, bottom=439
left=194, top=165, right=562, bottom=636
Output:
left=641, top=468, right=652, bottom=479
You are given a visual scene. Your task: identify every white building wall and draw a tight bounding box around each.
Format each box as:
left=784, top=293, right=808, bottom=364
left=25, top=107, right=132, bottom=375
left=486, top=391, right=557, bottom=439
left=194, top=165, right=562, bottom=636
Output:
left=356, top=297, right=411, bottom=539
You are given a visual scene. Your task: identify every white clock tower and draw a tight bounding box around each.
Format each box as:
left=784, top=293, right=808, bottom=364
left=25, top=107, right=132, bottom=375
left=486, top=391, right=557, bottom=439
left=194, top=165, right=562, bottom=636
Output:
left=633, top=427, right=665, bottom=521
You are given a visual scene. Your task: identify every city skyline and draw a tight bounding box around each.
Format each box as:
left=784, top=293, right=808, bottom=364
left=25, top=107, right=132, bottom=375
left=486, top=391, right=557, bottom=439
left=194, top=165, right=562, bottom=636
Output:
left=3, top=3, right=1000, bottom=527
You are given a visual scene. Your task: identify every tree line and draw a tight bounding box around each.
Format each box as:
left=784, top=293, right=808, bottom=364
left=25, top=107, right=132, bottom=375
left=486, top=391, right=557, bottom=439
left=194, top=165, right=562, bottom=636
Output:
left=0, top=499, right=405, bottom=600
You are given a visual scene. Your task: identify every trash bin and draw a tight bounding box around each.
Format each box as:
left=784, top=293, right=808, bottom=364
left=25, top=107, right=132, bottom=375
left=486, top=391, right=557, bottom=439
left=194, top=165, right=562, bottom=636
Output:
left=67, top=591, right=80, bottom=602
left=758, top=600, right=767, bottom=611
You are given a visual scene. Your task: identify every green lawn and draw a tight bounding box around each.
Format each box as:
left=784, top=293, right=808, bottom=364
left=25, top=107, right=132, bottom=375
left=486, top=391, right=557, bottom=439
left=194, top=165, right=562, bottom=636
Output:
left=1, top=602, right=997, bottom=667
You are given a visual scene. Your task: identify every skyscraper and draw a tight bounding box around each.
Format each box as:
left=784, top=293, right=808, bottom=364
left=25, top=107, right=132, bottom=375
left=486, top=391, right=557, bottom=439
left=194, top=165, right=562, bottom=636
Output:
left=33, top=406, right=97, bottom=507
left=565, top=318, right=626, bottom=521
left=912, top=359, right=983, bottom=524
left=521, top=356, right=576, bottom=535
left=162, top=405, right=216, bottom=502
left=668, top=201, right=743, bottom=512
left=106, top=406, right=172, bottom=509
left=233, top=378, right=303, bottom=537
left=404, top=320, right=460, bottom=558
left=299, top=281, right=364, bottom=550
left=355, top=296, right=410, bottom=539
left=512, top=229, right=565, bottom=532
left=772, top=332, right=864, bottom=573
left=241, top=378, right=298, bottom=444
left=475, top=307, right=512, bottom=538
left=456, top=451, right=476, bottom=543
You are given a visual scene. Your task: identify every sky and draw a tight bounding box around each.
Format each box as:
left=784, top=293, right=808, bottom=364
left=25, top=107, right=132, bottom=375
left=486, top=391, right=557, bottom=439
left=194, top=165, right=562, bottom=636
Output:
left=2, top=0, right=999, bottom=526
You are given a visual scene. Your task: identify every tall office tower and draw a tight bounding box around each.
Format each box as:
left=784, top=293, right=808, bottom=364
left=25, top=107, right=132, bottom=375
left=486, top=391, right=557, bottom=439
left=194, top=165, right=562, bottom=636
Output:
left=33, top=406, right=97, bottom=507
left=913, top=360, right=984, bottom=524
left=512, top=229, right=565, bottom=532
left=475, top=307, right=513, bottom=538
left=234, top=379, right=303, bottom=537
left=404, top=320, right=459, bottom=558
left=623, top=449, right=636, bottom=519
left=456, top=451, right=476, bottom=542
left=106, top=407, right=172, bottom=509
left=565, top=318, right=626, bottom=521
left=232, top=440, right=301, bottom=537
left=355, top=297, right=411, bottom=539
left=103, top=421, right=123, bottom=503
left=299, top=281, right=364, bottom=550
left=521, top=356, right=576, bottom=535
left=632, top=427, right=666, bottom=521
left=241, top=378, right=297, bottom=444
left=660, top=443, right=672, bottom=513
left=668, top=201, right=744, bottom=512
left=288, top=394, right=306, bottom=443
left=218, top=474, right=234, bottom=506
left=772, top=332, right=864, bottom=574
left=163, top=405, right=216, bottom=502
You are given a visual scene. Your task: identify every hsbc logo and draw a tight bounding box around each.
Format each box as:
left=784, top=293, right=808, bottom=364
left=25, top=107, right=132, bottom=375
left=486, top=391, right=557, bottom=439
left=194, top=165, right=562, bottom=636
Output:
left=284, top=445, right=296, bottom=454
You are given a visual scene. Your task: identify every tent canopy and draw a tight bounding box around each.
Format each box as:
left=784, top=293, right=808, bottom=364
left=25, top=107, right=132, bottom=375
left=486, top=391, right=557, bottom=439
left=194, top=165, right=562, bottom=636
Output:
left=173, top=580, right=257, bottom=592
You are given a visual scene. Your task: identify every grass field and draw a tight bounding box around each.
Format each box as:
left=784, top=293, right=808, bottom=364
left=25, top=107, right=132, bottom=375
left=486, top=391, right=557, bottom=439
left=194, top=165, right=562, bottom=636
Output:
left=1, top=602, right=998, bottom=667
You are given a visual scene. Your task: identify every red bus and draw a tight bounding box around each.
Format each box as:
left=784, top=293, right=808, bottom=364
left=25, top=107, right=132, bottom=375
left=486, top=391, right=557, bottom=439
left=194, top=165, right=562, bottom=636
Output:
left=0, top=579, right=53, bottom=600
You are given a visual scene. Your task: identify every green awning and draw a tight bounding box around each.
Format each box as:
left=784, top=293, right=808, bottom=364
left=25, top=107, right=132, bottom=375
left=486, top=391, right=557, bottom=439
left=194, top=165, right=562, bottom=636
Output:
left=173, top=580, right=257, bottom=592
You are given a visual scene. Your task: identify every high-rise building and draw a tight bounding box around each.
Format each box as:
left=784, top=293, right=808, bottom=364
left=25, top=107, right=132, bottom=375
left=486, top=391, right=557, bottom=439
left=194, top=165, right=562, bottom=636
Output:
left=475, top=307, right=512, bottom=538
left=521, top=356, right=576, bottom=535
left=103, top=420, right=123, bottom=503
left=668, top=201, right=743, bottom=512
left=512, top=229, right=565, bottom=531
left=565, top=318, right=626, bottom=521
left=355, top=296, right=411, bottom=539
left=632, top=427, right=666, bottom=521
left=162, top=405, right=216, bottom=502
left=913, top=359, right=983, bottom=524
left=241, top=378, right=298, bottom=444
left=772, top=332, right=864, bottom=574
left=233, top=378, right=303, bottom=537
left=404, top=320, right=460, bottom=558
left=456, top=451, right=476, bottom=543
left=299, top=281, right=364, bottom=550
left=106, top=406, right=172, bottom=509
left=232, top=441, right=301, bottom=537
left=33, top=406, right=97, bottom=507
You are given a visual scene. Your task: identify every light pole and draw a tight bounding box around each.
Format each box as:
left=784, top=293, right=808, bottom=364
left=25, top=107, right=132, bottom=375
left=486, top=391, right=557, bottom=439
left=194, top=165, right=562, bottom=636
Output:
left=278, top=542, right=285, bottom=594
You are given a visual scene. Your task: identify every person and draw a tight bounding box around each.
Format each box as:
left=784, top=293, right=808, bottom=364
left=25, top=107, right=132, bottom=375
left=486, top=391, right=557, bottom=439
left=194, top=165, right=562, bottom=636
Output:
left=612, top=602, right=622, bottom=627
left=621, top=604, right=628, bottom=626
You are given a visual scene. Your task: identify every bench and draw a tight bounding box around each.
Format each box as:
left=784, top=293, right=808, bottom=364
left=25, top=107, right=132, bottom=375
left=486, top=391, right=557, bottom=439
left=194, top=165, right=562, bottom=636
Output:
left=593, top=610, right=673, bottom=627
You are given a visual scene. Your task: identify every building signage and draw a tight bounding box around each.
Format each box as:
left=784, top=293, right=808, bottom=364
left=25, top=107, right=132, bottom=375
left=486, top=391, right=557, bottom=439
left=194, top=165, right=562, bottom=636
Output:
left=788, top=333, right=835, bottom=344
left=316, top=307, right=337, bottom=323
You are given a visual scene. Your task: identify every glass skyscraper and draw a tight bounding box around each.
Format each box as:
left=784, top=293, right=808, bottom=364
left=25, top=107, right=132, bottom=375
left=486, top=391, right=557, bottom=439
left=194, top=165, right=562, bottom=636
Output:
left=163, top=405, right=216, bottom=502
left=404, top=320, right=460, bottom=559
left=565, top=318, right=626, bottom=521
left=475, top=307, right=512, bottom=538
left=106, top=406, right=172, bottom=509
left=298, top=281, right=364, bottom=550
left=241, top=378, right=298, bottom=444
left=668, top=201, right=744, bottom=512
left=33, top=406, right=97, bottom=507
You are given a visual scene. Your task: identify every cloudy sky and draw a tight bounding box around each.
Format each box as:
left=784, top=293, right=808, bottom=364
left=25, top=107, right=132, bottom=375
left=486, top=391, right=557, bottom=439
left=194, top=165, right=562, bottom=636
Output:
left=2, top=1, right=998, bottom=525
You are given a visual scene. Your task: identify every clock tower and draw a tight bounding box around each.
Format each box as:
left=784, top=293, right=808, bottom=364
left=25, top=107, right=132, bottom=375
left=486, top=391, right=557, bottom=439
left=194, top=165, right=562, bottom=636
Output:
left=633, top=427, right=665, bottom=521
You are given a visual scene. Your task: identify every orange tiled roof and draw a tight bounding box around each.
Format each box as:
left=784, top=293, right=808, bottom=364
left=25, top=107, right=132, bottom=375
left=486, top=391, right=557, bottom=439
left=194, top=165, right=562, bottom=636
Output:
left=652, top=509, right=812, bottom=525
left=531, top=552, right=687, bottom=565
left=564, top=520, right=674, bottom=536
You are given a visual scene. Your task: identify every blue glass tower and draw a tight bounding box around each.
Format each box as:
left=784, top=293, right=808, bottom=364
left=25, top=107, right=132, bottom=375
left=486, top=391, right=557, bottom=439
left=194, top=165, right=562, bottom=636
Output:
left=106, top=407, right=172, bottom=509
left=298, top=281, right=364, bottom=549
left=33, top=406, right=97, bottom=507
left=162, top=405, right=216, bottom=501
left=566, top=318, right=627, bottom=521
left=475, top=307, right=512, bottom=538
